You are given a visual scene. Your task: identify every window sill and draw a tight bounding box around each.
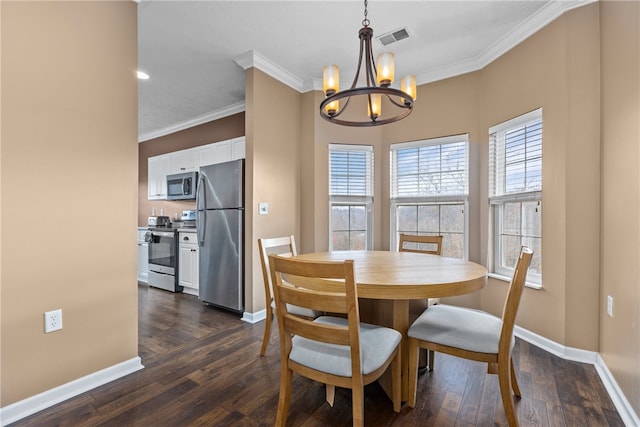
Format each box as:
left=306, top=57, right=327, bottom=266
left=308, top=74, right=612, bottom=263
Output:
left=488, top=273, right=542, bottom=290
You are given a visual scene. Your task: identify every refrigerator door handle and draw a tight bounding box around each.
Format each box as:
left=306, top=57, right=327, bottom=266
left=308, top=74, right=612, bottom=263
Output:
left=197, top=174, right=206, bottom=246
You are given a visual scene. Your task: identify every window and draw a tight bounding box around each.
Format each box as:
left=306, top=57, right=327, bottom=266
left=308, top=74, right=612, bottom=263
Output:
left=390, top=135, right=469, bottom=258
left=329, top=144, right=374, bottom=250
left=489, top=109, right=542, bottom=284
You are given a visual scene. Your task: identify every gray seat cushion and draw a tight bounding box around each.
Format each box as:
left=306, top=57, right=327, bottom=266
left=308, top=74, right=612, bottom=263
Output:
left=408, top=304, right=513, bottom=354
left=290, top=316, right=401, bottom=377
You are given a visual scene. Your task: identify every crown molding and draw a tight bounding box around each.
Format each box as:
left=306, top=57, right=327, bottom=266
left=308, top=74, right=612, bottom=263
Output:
left=415, top=0, right=598, bottom=86
left=234, top=50, right=305, bottom=92
left=138, top=102, right=245, bottom=143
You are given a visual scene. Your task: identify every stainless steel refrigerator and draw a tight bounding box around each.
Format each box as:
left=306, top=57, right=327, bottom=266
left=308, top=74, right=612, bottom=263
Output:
left=196, top=159, right=244, bottom=314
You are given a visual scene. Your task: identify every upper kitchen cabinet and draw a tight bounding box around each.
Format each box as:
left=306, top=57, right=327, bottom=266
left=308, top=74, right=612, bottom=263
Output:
left=147, top=137, right=246, bottom=200
left=148, top=154, right=170, bottom=200
left=231, top=137, right=246, bottom=160
left=197, top=137, right=245, bottom=166
left=170, top=148, right=198, bottom=173
left=198, top=141, right=231, bottom=167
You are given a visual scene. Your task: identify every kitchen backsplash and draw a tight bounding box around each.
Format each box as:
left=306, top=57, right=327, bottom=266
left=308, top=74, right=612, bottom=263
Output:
left=138, top=198, right=196, bottom=226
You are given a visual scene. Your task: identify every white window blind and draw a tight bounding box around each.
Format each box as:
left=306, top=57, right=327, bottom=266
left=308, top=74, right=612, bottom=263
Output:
left=329, top=144, right=373, bottom=198
left=489, top=109, right=542, bottom=199
left=391, top=135, right=469, bottom=200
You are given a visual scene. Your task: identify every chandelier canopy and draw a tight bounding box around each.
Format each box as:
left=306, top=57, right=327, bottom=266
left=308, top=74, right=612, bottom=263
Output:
left=319, top=0, right=416, bottom=127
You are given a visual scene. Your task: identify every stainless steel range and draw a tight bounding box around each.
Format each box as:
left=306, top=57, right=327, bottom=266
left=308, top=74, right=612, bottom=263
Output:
left=145, top=223, right=183, bottom=293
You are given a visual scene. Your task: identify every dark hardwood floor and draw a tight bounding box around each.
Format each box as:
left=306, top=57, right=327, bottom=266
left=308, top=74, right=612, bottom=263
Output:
left=10, top=284, right=624, bottom=426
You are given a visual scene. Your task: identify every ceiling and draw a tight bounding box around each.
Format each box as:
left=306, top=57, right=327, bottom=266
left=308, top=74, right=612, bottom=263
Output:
left=137, top=0, right=592, bottom=142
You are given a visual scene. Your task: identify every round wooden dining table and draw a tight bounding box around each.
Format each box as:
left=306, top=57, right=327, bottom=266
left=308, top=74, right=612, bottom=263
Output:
left=293, top=250, right=487, bottom=400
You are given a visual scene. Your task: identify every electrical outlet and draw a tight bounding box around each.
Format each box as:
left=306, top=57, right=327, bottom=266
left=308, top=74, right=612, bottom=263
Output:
left=607, top=295, right=613, bottom=318
left=44, top=309, right=63, bottom=333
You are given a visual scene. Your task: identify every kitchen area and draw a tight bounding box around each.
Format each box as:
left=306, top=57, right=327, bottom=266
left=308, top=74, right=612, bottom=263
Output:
left=137, top=136, right=246, bottom=315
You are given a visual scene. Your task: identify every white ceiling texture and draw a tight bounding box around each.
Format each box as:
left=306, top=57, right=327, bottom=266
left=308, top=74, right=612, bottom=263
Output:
left=137, top=0, right=593, bottom=142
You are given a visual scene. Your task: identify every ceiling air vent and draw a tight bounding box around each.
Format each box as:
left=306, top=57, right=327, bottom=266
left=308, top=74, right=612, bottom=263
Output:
left=377, top=27, right=410, bottom=46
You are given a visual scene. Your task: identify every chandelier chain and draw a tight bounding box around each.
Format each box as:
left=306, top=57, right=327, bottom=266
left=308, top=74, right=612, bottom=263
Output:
left=362, top=0, right=369, bottom=27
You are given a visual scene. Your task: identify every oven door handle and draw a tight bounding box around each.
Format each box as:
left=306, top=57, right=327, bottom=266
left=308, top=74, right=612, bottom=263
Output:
left=151, top=231, right=175, bottom=238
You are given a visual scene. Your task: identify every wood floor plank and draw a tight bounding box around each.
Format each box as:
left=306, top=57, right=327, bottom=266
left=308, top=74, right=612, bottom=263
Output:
left=7, top=284, right=626, bottom=427
left=456, top=361, right=486, bottom=424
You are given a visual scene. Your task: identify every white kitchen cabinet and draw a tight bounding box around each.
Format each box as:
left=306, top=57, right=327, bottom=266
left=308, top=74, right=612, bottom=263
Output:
left=148, top=154, right=171, bottom=200
left=231, top=137, right=246, bottom=160
left=178, top=231, right=199, bottom=295
left=197, top=141, right=231, bottom=167
left=137, top=228, right=149, bottom=283
left=170, top=148, right=198, bottom=173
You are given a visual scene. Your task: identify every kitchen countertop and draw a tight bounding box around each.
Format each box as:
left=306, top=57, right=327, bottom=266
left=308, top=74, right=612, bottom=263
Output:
left=140, top=225, right=197, bottom=232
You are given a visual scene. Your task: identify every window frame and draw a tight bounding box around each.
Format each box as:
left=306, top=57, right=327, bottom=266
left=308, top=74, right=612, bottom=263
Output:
left=488, top=108, right=543, bottom=286
left=389, top=134, right=470, bottom=258
left=328, top=144, right=374, bottom=251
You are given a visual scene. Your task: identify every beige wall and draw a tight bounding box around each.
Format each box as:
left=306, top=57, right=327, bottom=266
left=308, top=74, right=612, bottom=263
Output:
left=137, top=114, right=245, bottom=226
left=1, top=1, right=138, bottom=406
left=600, top=0, right=640, bottom=415
left=245, top=68, right=301, bottom=313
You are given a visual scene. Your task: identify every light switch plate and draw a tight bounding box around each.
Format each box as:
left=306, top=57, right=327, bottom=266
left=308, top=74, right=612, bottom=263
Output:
left=258, top=202, right=269, bottom=215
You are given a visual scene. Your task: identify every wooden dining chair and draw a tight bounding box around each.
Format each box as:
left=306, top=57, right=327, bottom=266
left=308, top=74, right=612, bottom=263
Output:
left=407, top=246, right=533, bottom=427
left=269, top=254, right=402, bottom=427
left=398, top=233, right=444, bottom=370
left=257, top=235, right=318, bottom=356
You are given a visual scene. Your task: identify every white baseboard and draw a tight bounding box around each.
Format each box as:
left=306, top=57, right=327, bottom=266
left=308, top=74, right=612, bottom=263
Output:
left=594, top=354, right=640, bottom=427
left=0, top=357, right=144, bottom=427
left=241, top=309, right=266, bottom=324
left=514, top=326, right=639, bottom=427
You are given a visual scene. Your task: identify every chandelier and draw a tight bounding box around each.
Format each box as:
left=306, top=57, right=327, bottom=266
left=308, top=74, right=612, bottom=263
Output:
left=319, top=0, right=416, bottom=127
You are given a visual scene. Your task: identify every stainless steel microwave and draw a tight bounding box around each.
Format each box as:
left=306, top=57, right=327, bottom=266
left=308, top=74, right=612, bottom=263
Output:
left=166, top=171, right=198, bottom=200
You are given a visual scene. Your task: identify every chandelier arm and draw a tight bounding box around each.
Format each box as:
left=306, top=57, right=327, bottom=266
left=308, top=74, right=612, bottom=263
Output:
left=350, top=36, right=366, bottom=90
left=364, top=32, right=376, bottom=88
left=327, top=96, right=352, bottom=119
left=367, top=39, right=378, bottom=87
left=385, top=93, right=414, bottom=108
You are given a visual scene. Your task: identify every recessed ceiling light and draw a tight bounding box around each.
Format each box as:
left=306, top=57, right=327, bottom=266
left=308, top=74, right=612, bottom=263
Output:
left=137, top=70, right=150, bottom=80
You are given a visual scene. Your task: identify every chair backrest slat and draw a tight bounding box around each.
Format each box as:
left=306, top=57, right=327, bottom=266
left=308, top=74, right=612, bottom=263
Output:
left=398, top=233, right=443, bottom=255
left=278, top=283, right=348, bottom=313
left=283, top=315, right=351, bottom=346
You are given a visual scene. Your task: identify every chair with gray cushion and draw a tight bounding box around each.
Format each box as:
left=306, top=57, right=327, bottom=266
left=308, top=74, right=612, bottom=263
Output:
left=398, top=233, right=444, bottom=370
left=407, top=246, right=533, bottom=427
left=257, top=235, right=319, bottom=356
left=269, top=255, right=402, bottom=427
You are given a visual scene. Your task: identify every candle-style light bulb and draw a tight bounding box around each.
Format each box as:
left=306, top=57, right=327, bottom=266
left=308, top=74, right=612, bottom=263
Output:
left=323, top=65, right=339, bottom=96
left=368, top=94, right=382, bottom=120
left=400, top=75, right=417, bottom=105
left=376, top=52, right=395, bottom=87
